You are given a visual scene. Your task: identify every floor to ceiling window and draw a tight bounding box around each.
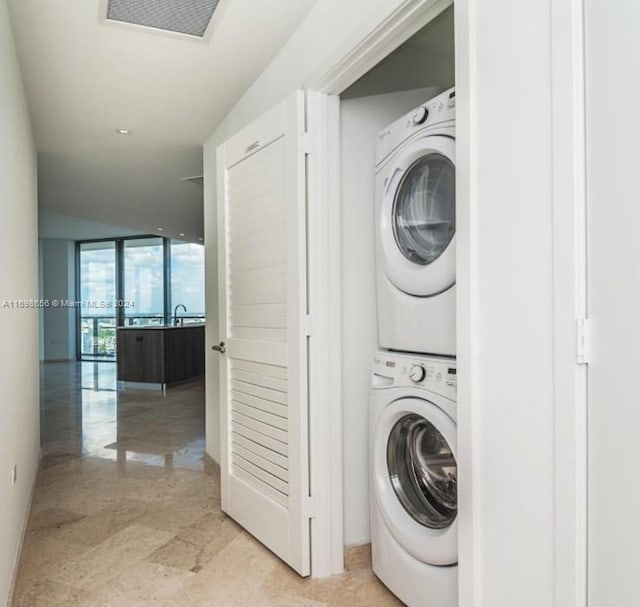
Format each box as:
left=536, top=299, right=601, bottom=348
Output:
left=123, top=237, right=165, bottom=327
left=78, top=241, right=117, bottom=360
left=76, top=236, right=205, bottom=361
left=170, top=241, right=206, bottom=323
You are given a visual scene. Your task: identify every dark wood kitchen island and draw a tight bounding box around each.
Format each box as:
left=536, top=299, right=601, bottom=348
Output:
left=116, top=324, right=205, bottom=391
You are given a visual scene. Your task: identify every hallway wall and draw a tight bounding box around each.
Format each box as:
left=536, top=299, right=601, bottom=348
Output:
left=40, top=239, right=76, bottom=361
left=0, top=0, right=40, bottom=603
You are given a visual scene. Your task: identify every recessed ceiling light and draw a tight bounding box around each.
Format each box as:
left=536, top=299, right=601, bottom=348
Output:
left=179, top=233, right=185, bottom=237
left=198, top=237, right=204, bottom=242
left=156, top=227, right=164, bottom=231
left=115, top=128, right=131, bottom=135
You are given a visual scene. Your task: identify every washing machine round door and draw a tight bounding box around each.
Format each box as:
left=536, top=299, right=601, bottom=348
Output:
left=372, top=396, right=457, bottom=565
left=381, top=135, right=455, bottom=297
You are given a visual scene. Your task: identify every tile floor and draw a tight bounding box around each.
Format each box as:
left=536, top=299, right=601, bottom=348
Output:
left=12, top=361, right=401, bottom=606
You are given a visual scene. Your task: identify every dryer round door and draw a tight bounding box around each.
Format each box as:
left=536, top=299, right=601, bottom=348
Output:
left=380, top=135, right=455, bottom=297
left=372, top=396, right=457, bottom=565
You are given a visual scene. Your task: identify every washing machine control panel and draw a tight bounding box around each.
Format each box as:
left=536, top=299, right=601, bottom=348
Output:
left=371, top=353, right=457, bottom=400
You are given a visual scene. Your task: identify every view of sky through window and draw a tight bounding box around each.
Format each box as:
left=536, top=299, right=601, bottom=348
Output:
left=171, top=241, right=205, bottom=316
left=124, top=237, right=164, bottom=318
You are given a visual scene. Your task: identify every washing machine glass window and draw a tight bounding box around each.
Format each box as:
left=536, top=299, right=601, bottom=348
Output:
left=392, top=153, right=456, bottom=266
left=387, top=413, right=457, bottom=529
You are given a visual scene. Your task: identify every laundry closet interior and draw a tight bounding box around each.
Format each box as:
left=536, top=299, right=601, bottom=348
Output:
left=338, top=6, right=457, bottom=606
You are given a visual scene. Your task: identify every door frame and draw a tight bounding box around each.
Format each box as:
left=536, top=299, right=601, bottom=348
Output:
left=550, top=1, right=588, bottom=605
left=306, top=0, right=587, bottom=602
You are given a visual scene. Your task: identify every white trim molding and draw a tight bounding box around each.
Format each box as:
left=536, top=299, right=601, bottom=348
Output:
left=551, top=0, right=588, bottom=605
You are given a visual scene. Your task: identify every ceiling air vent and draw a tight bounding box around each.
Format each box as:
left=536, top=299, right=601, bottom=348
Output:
left=106, top=0, right=220, bottom=38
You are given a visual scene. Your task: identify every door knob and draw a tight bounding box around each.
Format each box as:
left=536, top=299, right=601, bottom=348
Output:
left=211, top=341, right=226, bottom=354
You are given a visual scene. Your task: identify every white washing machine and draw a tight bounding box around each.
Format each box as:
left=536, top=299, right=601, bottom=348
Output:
left=370, top=351, right=457, bottom=607
left=375, top=87, right=456, bottom=356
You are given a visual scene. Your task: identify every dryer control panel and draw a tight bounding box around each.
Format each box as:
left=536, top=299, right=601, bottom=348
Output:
left=376, top=87, right=455, bottom=166
left=371, top=352, right=457, bottom=401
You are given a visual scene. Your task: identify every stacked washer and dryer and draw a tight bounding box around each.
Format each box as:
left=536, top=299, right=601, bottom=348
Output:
left=370, top=87, right=458, bottom=607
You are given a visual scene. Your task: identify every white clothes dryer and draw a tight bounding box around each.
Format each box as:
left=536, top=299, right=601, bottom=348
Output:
left=370, top=351, right=457, bottom=607
left=375, top=88, right=456, bottom=356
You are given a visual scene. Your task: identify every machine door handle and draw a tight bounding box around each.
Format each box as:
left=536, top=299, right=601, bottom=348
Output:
left=211, top=341, right=226, bottom=354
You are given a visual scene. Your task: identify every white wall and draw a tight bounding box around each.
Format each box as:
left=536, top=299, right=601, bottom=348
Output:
left=340, top=87, right=440, bottom=545
left=0, top=0, right=40, bottom=603
left=40, top=239, right=76, bottom=361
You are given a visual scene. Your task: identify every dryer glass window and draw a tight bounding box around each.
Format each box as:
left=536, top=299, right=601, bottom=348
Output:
left=392, top=154, right=455, bottom=266
left=387, top=413, right=457, bottom=529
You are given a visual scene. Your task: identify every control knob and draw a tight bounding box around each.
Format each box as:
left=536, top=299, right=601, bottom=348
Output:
left=409, top=365, right=426, bottom=383
left=411, top=106, right=429, bottom=125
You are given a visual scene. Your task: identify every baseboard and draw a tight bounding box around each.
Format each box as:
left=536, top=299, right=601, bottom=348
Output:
left=203, top=451, right=220, bottom=476
left=6, top=449, right=42, bottom=607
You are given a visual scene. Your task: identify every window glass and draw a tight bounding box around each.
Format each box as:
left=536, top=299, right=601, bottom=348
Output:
left=123, top=237, right=164, bottom=324
left=170, top=241, right=205, bottom=322
left=77, top=237, right=205, bottom=360
left=79, top=241, right=117, bottom=359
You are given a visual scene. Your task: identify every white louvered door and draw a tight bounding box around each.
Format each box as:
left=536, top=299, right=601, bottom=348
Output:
left=216, top=91, right=310, bottom=576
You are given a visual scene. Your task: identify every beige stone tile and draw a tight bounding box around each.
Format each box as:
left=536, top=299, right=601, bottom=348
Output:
left=343, top=543, right=372, bottom=573
left=87, top=561, right=196, bottom=607
left=146, top=511, right=243, bottom=572
left=30, top=484, right=117, bottom=517
left=11, top=580, right=97, bottom=607
left=14, top=535, right=92, bottom=592
left=175, top=532, right=281, bottom=606
left=263, top=561, right=402, bottom=607
left=49, top=524, right=174, bottom=589
left=260, top=592, right=328, bottom=607
left=262, top=558, right=314, bottom=600
left=49, top=499, right=152, bottom=547
left=351, top=571, right=404, bottom=606
left=26, top=507, right=86, bottom=540
left=127, top=497, right=218, bottom=535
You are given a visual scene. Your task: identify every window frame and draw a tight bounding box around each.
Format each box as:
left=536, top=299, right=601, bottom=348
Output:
left=75, top=235, right=203, bottom=361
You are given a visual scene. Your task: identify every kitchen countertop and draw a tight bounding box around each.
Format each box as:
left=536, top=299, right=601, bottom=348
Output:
left=117, top=324, right=205, bottom=330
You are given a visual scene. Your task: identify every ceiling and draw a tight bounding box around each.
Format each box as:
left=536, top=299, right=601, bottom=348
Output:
left=8, top=0, right=318, bottom=242
left=38, top=209, right=142, bottom=241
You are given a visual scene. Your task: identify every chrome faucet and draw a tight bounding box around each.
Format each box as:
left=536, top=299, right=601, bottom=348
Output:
left=173, top=304, right=187, bottom=326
